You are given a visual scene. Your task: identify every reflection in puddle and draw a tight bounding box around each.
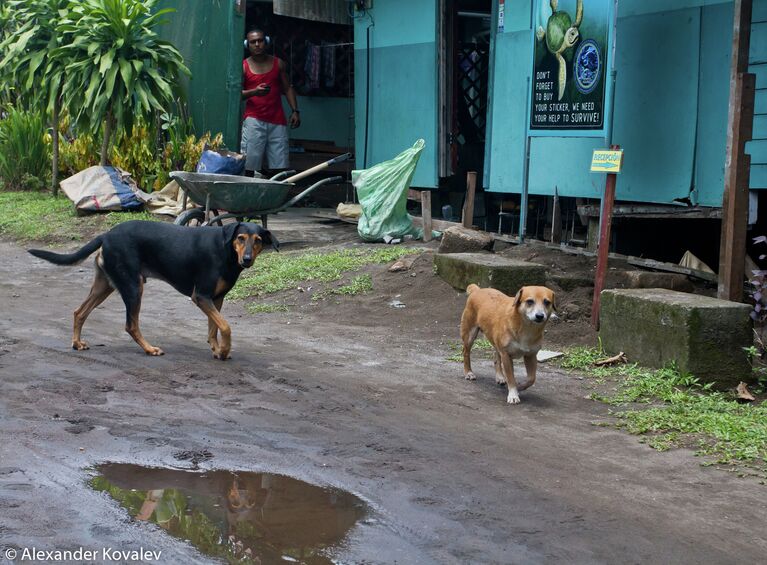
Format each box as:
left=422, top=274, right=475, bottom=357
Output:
left=90, top=464, right=367, bottom=564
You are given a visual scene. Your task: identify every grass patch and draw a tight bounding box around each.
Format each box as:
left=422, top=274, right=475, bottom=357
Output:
left=231, top=246, right=422, bottom=300
left=314, top=274, right=373, bottom=301
left=560, top=346, right=767, bottom=474
left=446, top=338, right=493, bottom=362
left=0, top=191, right=161, bottom=243
left=245, top=303, right=290, bottom=314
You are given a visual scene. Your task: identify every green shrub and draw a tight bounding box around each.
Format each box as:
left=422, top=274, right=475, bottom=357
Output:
left=0, top=105, right=50, bottom=190
left=110, top=118, right=158, bottom=191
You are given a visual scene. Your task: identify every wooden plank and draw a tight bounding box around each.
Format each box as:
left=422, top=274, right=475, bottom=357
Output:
left=627, top=256, right=718, bottom=283
left=421, top=190, right=432, bottom=242
left=750, top=21, right=767, bottom=63
left=754, top=0, right=767, bottom=22
left=755, top=88, right=767, bottom=114
left=462, top=171, right=477, bottom=229
left=719, top=0, right=756, bottom=302
left=746, top=138, right=767, bottom=163
left=750, top=63, right=767, bottom=89
left=551, top=189, right=562, bottom=244
left=750, top=163, right=767, bottom=188
left=752, top=114, right=767, bottom=138
left=412, top=216, right=460, bottom=232
left=576, top=204, right=722, bottom=219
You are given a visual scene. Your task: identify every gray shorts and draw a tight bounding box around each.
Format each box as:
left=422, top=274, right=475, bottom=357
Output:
left=240, top=117, right=289, bottom=171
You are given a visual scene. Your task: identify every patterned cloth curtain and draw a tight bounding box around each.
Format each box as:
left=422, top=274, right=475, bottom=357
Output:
left=273, top=0, right=350, bottom=25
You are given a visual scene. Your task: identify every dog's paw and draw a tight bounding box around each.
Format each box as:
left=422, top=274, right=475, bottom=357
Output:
left=213, top=350, right=230, bottom=361
left=145, top=347, right=164, bottom=356
left=506, top=388, right=521, bottom=404
left=495, top=374, right=507, bottom=386
left=72, top=340, right=89, bottom=351
left=464, top=371, right=477, bottom=381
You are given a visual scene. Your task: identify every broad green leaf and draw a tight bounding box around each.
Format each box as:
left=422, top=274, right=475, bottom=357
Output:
left=99, top=48, right=115, bottom=76
left=118, top=57, right=132, bottom=89
left=105, top=63, right=119, bottom=99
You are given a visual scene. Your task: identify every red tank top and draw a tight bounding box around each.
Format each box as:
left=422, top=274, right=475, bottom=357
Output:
left=243, top=57, right=287, bottom=126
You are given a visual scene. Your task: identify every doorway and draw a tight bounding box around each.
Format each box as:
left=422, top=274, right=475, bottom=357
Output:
left=439, top=0, right=492, bottom=224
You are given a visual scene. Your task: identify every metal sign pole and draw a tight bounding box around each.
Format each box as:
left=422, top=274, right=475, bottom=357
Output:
left=520, top=76, right=531, bottom=242
left=591, top=0, right=619, bottom=329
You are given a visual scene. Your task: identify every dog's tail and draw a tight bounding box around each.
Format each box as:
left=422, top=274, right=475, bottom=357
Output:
left=466, top=283, right=480, bottom=295
left=28, top=236, right=103, bottom=265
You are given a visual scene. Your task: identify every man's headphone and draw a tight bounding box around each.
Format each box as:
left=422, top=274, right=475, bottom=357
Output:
left=244, top=32, right=271, bottom=48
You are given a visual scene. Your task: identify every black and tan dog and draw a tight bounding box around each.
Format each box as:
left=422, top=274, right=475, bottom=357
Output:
left=461, top=284, right=556, bottom=404
left=29, top=220, right=278, bottom=360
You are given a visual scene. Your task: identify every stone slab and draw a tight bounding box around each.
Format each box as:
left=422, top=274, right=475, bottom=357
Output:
left=600, top=289, right=753, bottom=388
left=434, top=253, right=546, bottom=295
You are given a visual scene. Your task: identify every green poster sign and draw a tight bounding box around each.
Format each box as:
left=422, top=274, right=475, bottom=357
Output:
left=529, top=0, right=614, bottom=137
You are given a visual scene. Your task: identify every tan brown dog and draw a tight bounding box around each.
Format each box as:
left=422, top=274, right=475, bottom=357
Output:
left=460, top=284, right=556, bottom=404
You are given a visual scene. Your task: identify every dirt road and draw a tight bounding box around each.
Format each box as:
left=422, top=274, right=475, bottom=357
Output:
left=1, top=212, right=765, bottom=564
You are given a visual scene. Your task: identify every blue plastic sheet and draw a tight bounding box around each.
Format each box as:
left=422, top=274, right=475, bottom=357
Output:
left=196, top=149, right=245, bottom=175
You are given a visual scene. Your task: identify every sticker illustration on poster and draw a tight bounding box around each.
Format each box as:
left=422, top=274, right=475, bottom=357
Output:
left=530, top=0, right=612, bottom=135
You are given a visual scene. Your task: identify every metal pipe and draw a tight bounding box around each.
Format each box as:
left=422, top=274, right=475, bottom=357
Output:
left=519, top=76, right=532, bottom=242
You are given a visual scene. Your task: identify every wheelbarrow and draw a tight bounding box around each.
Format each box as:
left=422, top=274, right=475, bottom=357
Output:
left=170, top=153, right=350, bottom=229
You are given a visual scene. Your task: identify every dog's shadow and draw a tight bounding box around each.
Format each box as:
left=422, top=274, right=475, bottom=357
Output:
left=471, top=378, right=555, bottom=409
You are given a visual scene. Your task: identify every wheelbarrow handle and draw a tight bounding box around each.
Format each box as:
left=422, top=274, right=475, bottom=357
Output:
left=279, top=176, right=344, bottom=210
left=283, top=153, right=352, bottom=184
left=269, top=170, right=297, bottom=181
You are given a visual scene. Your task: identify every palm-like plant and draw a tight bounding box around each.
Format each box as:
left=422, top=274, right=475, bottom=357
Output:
left=0, top=0, right=70, bottom=194
left=54, top=0, right=190, bottom=165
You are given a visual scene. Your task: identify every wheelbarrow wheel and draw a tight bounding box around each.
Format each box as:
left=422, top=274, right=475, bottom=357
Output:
left=174, top=208, right=206, bottom=226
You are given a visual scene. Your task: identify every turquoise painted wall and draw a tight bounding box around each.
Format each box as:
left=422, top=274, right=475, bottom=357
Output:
left=748, top=1, right=767, bottom=189
left=281, top=96, right=355, bottom=149
left=353, top=2, right=438, bottom=188
left=486, top=0, right=762, bottom=207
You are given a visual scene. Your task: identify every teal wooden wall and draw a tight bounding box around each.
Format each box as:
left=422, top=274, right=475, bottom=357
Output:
left=281, top=96, right=355, bottom=149
left=748, top=1, right=767, bottom=189
left=353, top=2, right=439, bottom=187
left=157, top=1, right=244, bottom=150
left=350, top=0, right=765, bottom=202
left=487, top=0, right=766, bottom=206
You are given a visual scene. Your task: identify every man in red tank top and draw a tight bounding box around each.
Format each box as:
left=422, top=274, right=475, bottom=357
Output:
left=241, top=28, right=301, bottom=175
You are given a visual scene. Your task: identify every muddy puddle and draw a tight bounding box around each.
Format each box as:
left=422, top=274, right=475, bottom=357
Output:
left=90, top=463, right=368, bottom=564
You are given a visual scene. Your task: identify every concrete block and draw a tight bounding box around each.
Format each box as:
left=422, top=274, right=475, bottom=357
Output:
left=434, top=253, right=546, bottom=295
left=600, top=289, right=753, bottom=388
left=438, top=226, right=494, bottom=254
left=611, top=270, right=694, bottom=293
left=550, top=273, right=594, bottom=291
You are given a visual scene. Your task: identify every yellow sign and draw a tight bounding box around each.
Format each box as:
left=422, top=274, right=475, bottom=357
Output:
left=591, top=150, right=624, bottom=173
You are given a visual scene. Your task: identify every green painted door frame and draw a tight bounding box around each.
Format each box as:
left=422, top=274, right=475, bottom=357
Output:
left=156, top=1, right=245, bottom=149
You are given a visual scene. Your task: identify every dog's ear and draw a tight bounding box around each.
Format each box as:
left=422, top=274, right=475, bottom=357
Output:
left=513, top=287, right=524, bottom=307
left=256, top=225, right=280, bottom=252
left=222, top=222, right=241, bottom=246
left=551, top=291, right=558, bottom=312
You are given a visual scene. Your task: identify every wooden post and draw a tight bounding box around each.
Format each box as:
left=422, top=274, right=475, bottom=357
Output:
left=718, top=0, right=755, bottom=302
left=590, top=145, right=620, bottom=330
left=550, top=186, right=561, bottom=244
left=422, top=190, right=432, bottom=242
left=462, top=171, right=477, bottom=228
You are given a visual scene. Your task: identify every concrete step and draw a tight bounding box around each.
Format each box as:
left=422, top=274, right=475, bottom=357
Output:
left=600, top=289, right=753, bottom=388
left=434, top=252, right=546, bottom=295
